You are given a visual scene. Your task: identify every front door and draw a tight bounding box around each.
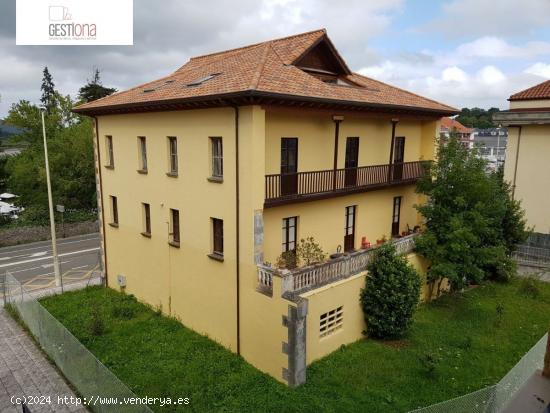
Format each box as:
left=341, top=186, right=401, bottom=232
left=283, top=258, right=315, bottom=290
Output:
left=344, top=137, right=359, bottom=187
left=281, top=138, right=298, bottom=196
left=392, top=136, right=405, bottom=180
left=344, top=205, right=356, bottom=252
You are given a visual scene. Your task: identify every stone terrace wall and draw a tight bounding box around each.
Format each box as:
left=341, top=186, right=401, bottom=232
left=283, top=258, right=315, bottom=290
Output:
left=0, top=221, right=99, bottom=247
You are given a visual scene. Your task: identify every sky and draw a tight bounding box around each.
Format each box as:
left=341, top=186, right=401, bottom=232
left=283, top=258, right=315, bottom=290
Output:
left=1, top=0, right=550, bottom=117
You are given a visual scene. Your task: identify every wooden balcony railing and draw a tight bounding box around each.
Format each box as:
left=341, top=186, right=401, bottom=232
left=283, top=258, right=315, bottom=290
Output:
left=265, top=161, right=428, bottom=206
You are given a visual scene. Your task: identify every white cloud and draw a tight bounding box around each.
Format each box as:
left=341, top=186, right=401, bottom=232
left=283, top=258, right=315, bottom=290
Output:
left=441, top=66, right=468, bottom=83
left=429, top=0, right=550, bottom=37
left=453, top=37, right=550, bottom=61
left=524, top=63, right=550, bottom=79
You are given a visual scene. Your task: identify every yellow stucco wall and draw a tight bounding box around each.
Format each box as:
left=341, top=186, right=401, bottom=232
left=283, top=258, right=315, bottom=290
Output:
left=94, top=104, right=439, bottom=384
left=263, top=185, right=421, bottom=264
left=509, top=99, right=550, bottom=110
left=97, top=107, right=239, bottom=350
left=265, top=111, right=437, bottom=175
left=302, top=252, right=435, bottom=364
left=504, top=124, right=550, bottom=233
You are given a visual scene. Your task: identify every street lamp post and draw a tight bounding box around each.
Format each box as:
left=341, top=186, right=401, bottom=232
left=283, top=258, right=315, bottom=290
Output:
left=41, top=111, right=62, bottom=288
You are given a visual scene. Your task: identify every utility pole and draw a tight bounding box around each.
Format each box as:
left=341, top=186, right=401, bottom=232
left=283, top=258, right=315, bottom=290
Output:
left=41, top=111, right=62, bottom=287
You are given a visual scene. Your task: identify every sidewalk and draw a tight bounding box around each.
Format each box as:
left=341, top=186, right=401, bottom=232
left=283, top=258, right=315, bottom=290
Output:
left=0, top=308, right=88, bottom=413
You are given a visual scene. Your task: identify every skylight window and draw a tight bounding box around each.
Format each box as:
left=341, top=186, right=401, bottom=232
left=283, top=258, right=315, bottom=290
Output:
left=143, top=88, right=155, bottom=93
left=186, top=72, right=222, bottom=87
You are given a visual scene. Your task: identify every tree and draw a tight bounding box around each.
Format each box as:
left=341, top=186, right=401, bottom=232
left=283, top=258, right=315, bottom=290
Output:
left=415, top=137, right=528, bottom=292
left=40, top=67, right=57, bottom=113
left=78, top=69, right=117, bottom=103
left=360, top=243, right=421, bottom=339
left=456, top=107, right=500, bottom=129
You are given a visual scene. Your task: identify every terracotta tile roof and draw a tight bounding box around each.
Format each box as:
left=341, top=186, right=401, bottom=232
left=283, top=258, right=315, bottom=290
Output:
left=440, top=117, right=472, bottom=134
left=74, top=29, right=457, bottom=115
left=509, top=80, right=550, bottom=101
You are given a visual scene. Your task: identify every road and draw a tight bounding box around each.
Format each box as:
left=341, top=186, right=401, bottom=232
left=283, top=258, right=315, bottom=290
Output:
left=0, top=233, right=101, bottom=290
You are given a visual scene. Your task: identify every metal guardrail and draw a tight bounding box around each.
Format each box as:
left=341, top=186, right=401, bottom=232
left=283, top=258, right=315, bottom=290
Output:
left=512, top=244, right=550, bottom=268
left=409, top=333, right=549, bottom=413
left=3, top=272, right=153, bottom=413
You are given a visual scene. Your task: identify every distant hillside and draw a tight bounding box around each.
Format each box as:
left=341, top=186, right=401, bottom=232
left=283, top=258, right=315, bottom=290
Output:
left=0, top=121, right=22, bottom=139
left=455, top=108, right=500, bottom=129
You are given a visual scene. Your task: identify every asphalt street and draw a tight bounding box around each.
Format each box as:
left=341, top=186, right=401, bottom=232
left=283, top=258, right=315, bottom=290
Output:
left=0, top=233, right=101, bottom=290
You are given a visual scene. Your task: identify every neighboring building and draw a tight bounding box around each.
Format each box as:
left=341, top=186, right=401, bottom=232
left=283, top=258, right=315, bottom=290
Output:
left=494, top=79, right=550, bottom=234
left=74, top=29, right=456, bottom=385
left=440, top=117, right=474, bottom=148
left=473, top=127, right=508, bottom=167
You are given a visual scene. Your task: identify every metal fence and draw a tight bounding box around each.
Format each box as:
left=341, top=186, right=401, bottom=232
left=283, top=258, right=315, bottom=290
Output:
left=409, top=332, right=549, bottom=413
left=2, top=271, right=153, bottom=413
left=512, top=244, right=550, bottom=268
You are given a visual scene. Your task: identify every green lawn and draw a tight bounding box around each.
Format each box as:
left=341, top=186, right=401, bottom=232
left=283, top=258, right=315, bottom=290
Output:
left=40, top=277, right=550, bottom=413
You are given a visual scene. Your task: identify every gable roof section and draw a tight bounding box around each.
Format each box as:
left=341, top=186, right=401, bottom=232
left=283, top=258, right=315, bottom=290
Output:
left=440, top=117, right=472, bottom=133
left=74, top=29, right=457, bottom=116
left=509, top=80, right=550, bottom=101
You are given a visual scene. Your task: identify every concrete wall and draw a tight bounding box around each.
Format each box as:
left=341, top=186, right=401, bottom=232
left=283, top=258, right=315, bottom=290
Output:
left=504, top=124, right=550, bottom=233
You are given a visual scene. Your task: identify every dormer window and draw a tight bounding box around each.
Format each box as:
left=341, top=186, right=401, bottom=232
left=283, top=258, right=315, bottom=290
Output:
left=186, top=73, right=222, bottom=87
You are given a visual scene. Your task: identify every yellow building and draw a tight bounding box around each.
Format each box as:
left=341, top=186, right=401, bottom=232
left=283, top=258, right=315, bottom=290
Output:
left=494, top=80, right=550, bottom=234
left=74, top=29, right=456, bottom=386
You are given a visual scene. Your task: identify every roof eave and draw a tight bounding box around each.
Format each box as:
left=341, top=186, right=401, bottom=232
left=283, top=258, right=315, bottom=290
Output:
left=72, top=90, right=458, bottom=117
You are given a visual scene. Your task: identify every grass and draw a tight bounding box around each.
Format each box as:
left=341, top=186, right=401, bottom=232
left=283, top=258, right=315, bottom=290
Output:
left=39, top=277, right=550, bottom=413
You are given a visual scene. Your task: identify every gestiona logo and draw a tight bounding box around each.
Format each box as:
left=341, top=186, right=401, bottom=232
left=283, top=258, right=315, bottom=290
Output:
left=48, top=5, right=97, bottom=40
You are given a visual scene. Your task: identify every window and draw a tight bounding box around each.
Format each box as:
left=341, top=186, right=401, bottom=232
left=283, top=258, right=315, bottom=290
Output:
left=320, top=306, right=343, bottom=338
left=282, top=217, right=297, bottom=252
left=210, top=137, right=223, bottom=179
left=210, top=218, right=224, bottom=260
left=170, top=208, right=180, bottom=246
left=344, top=206, right=356, bottom=252
left=109, top=196, right=118, bottom=226
left=391, top=196, right=402, bottom=237
left=167, top=137, right=178, bottom=175
left=105, top=136, right=114, bottom=167
left=138, top=136, right=147, bottom=172
left=142, top=203, right=151, bottom=236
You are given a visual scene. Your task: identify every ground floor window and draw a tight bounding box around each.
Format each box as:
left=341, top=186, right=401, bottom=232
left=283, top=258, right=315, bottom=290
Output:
left=282, top=216, right=297, bottom=252
left=320, top=306, right=344, bottom=338
left=392, top=196, right=402, bottom=237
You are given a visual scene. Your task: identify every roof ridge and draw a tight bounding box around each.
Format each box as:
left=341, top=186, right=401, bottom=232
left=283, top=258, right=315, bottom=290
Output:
left=510, top=79, right=550, bottom=100
left=249, top=43, right=272, bottom=90
left=352, top=72, right=457, bottom=111
left=189, top=28, right=326, bottom=61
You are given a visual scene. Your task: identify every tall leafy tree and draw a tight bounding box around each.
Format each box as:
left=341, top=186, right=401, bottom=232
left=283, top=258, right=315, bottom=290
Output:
left=415, top=136, right=528, bottom=293
left=78, top=69, right=117, bottom=103
left=40, top=66, right=57, bottom=113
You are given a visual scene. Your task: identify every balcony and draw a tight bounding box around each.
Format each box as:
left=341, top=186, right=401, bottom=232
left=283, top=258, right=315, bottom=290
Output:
left=257, top=233, right=418, bottom=296
left=264, top=161, right=428, bottom=207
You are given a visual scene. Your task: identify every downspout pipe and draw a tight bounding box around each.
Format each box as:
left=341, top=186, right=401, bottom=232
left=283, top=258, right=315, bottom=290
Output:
left=234, top=106, right=241, bottom=355
left=511, top=125, right=522, bottom=199
left=387, top=119, right=399, bottom=182
left=93, top=116, right=108, bottom=287
left=332, top=115, right=344, bottom=191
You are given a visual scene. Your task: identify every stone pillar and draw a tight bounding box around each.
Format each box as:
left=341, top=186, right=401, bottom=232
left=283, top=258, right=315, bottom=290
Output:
left=282, top=299, right=308, bottom=387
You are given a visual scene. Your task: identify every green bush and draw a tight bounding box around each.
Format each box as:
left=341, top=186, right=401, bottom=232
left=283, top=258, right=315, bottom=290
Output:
left=360, top=243, right=421, bottom=339
left=518, top=275, right=541, bottom=299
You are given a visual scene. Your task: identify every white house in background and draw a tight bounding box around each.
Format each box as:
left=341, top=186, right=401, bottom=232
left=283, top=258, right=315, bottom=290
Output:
left=0, top=193, right=17, bottom=201
left=0, top=193, right=22, bottom=219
